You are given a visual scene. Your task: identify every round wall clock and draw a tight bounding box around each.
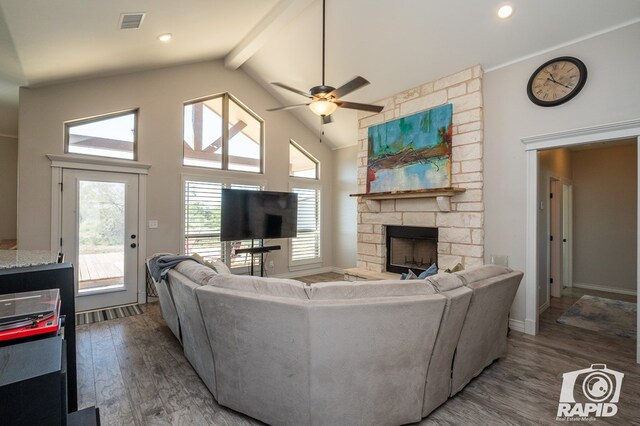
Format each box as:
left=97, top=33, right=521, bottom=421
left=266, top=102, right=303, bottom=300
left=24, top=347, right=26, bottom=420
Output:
left=527, top=56, right=587, bottom=107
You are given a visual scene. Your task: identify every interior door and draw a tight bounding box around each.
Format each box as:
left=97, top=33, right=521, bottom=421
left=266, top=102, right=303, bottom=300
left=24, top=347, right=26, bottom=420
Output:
left=61, top=169, right=139, bottom=312
left=549, top=179, right=563, bottom=298
left=562, top=183, right=573, bottom=288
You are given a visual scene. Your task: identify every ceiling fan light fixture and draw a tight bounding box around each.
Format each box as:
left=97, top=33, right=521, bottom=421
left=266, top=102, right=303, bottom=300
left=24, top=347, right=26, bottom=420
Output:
left=309, top=99, right=338, bottom=116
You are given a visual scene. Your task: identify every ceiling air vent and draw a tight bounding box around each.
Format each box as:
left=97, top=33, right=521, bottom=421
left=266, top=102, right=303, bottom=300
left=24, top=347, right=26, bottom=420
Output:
left=119, top=13, right=145, bottom=30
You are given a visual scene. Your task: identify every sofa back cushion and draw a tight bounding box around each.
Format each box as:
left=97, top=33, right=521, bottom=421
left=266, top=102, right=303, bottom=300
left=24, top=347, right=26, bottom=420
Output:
left=305, top=280, right=437, bottom=300
left=425, top=273, right=464, bottom=293
left=455, top=264, right=512, bottom=285
left=174, top=260, right=217, bottom=286
left=208, top=274, right=308, bottom=299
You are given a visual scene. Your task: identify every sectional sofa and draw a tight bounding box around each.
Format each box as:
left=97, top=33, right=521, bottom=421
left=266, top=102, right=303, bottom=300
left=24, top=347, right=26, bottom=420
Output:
left=151, top=260, right=522, bottom=425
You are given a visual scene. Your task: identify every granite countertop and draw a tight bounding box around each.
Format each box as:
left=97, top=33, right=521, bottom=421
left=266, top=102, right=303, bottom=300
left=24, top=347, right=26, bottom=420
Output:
left=0, top=250, right=59, bottom=270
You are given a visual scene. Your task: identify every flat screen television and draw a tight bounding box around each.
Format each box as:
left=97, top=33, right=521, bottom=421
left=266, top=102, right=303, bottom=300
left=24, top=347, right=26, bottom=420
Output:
left=220, top=189, right=298, bottom=241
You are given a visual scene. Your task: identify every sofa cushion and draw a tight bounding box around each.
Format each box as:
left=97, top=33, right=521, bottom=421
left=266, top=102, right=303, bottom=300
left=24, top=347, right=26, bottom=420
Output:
left=426, top=273, right=464, bottom=293
left=208, top=274, right=308, bottom=299
left=191, top=253, right=231, bottom=275
left=455, top=265, right=512, bottom=285
left=305, top=279, right=437, bottom=300
left=209, top=259, right=231, bottom=274
left=174, top=260, right=217, bottom=286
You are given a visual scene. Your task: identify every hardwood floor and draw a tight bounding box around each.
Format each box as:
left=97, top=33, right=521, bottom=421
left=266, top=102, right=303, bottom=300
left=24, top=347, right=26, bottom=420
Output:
left=0, top=239, right=17, bottom=250
left=77, top=276, right=640, bottom=425
left=296, top=271, right=343, bottom=284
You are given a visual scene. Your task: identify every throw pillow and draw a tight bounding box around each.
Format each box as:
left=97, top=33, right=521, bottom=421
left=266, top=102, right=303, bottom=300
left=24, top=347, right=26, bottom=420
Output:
left=400, top=269, right=418, bottom=280
left=444, top=263, right=464, bottom=273
left=208, top=259, right=231, bottom=274
left=418, top=263, right=438, bottom=279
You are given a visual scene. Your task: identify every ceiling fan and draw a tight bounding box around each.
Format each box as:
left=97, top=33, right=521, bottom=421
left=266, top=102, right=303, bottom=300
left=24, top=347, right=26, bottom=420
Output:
left=267, top=0, right=383, bottom=124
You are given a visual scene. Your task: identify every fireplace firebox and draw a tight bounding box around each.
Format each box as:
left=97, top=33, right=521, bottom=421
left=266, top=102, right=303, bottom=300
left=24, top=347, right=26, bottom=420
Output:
left=386, top=226, right=438, bottom=274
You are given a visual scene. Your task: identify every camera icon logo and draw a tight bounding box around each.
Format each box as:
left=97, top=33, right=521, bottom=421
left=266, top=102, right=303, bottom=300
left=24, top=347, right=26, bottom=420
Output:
left=557, top=364, right=624, bottom=419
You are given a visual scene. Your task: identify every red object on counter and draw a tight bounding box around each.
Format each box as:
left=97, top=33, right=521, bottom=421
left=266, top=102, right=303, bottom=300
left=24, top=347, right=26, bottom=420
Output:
left=0, top=289, right=61, bottom=341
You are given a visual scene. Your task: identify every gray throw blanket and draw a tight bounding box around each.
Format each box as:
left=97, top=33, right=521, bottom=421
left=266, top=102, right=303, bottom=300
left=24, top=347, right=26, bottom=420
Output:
left=148, top=254, right=201, bottom=282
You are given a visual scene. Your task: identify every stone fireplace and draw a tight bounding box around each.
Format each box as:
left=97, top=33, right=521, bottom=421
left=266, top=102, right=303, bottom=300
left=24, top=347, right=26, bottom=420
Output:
left=354, top=65, right=485, bottom=275
left=386, top=226, right=438, bottom=274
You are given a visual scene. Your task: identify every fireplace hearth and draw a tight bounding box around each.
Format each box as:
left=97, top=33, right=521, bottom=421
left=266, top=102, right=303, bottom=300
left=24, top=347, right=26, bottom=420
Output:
left=386, top=226, right=438, bottom=274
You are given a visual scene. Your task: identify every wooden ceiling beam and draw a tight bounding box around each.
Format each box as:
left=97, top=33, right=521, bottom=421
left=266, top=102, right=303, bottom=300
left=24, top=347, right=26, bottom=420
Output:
left=224, top=0, right=315, bottom=70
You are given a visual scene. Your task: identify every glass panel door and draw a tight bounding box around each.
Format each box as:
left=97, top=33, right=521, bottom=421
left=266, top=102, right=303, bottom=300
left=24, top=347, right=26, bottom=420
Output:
left=62, top=170, right=139, bottom=312
left=77, top=180, right=126, bottom=293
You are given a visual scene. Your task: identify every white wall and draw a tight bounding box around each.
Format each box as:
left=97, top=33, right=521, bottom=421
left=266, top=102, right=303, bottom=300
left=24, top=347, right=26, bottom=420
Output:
left=484, top=22, right=640, bottom=321
left=17, top=60, right=334, bottom=275
left=0, top=103, right=17, bottom=136
left=331, top=144, right=358, bottom=269
left=572, top=143, right=637, bottom=293
left=0, top=135, right=17, bottom=239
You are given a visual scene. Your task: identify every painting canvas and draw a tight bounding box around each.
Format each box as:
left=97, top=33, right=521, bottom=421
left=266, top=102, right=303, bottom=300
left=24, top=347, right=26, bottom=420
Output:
left=366, top=103, right=452, bottom=193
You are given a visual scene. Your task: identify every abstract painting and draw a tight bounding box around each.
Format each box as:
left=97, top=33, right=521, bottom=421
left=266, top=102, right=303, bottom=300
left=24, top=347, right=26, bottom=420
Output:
left=366, top=103, right=452, bottom=193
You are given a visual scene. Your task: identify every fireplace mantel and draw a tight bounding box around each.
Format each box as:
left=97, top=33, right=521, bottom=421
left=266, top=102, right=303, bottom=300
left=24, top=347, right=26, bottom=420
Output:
left=349, top=187, right=465, bottom=211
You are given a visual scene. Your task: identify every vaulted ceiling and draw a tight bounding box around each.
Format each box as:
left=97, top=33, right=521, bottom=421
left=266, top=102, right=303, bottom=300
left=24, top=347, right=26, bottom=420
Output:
left=1, top=0, right=639, bottom=147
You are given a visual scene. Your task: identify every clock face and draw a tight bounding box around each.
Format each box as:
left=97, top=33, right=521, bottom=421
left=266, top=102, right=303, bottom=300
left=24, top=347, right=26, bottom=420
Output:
left=527, top=57, right=587, bottom=107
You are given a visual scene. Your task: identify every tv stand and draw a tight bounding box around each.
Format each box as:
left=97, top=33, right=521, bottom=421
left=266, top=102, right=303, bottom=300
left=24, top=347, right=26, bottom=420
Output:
left=235, top=244, right=281, bottom=277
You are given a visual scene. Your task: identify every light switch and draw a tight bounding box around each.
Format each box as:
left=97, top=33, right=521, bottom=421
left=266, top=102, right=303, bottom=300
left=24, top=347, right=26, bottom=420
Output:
left=148, top=220, right=158, bottom=229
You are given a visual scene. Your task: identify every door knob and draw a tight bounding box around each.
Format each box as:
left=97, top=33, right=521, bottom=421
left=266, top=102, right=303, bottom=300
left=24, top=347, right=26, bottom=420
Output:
left=131, top=234, right=137, bottom=239
left=131, top=243, right=137, bottom=248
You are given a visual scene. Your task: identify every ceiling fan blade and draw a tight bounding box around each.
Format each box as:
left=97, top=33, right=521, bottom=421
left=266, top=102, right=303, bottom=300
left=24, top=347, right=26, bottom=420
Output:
left=271, top=82, right=312, bottom=98
left=322, top=114, right=333, bottom=124
left=330, top=76, right=370, bottom=99
left=266, top=103, right=310, bottom=112
left=335, top=101, right=383, bottom=113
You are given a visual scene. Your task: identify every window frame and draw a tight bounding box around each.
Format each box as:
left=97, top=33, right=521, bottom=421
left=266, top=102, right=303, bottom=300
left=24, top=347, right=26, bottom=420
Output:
left=64, top=109, right=139, bottom=161
left=289, top=139, right=320, bottom=180
left=183, top=92, right=265, bottom=174
left=289, top=183, right=322, bottom=269
left=181, top=173, right=267, bottom=274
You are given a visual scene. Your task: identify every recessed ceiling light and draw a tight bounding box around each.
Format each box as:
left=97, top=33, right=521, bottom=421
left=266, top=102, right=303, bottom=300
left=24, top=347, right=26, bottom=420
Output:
left=158, top=33, right=172, bottom=42
left=497, top=4, right=514, bottom=19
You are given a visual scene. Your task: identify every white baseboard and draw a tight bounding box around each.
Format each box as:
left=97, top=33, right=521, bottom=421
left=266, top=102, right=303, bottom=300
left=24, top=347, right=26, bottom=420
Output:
left=573, top=282, right=637, bottom=296
left=509, top=319, right=525, bottom=333
left=538, top=301, right=550, bottom=314
left=275, top=266, right=343, bottom=279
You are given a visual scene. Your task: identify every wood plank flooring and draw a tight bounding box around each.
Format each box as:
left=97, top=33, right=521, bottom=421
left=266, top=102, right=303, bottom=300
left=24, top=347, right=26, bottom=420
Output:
left=77, top=276, right=640, bottom=425
left=0, top=239, right=17, bottom=250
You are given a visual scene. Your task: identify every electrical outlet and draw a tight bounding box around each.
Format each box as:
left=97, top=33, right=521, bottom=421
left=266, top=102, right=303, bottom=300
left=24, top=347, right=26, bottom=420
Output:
left=268, top=260, right=274, bottom=268
left=148, top=220, right=158, bottom=229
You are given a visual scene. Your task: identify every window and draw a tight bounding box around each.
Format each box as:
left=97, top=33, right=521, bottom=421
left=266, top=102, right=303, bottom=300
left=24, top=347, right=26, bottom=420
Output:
left=289, top=141, right=318, bottom=179
left=290, top=187, right=321, bottom=264
left=183, top=178, right=262, bottom=270
left=65, top=110, right=137, bottom=160
left=183, top=93, right=263, bottom=173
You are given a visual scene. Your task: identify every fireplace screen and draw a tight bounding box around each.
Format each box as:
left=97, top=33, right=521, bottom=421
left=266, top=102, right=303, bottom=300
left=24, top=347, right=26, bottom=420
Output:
left=386, top=226, right=438, bottom=274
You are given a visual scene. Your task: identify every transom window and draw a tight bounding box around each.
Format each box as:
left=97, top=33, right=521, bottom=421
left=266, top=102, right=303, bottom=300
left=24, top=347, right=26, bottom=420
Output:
left=289, top=140, right=318, bottom=179
left=65, top=110, right=137, bottom=160
left=183, top=93, right=264, bottom=173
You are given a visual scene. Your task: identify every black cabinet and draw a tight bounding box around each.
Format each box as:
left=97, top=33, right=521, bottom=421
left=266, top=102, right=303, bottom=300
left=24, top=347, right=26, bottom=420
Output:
left=0, top=263, right=78, bottom=412
left=0, top=336, right=68, bottom=425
